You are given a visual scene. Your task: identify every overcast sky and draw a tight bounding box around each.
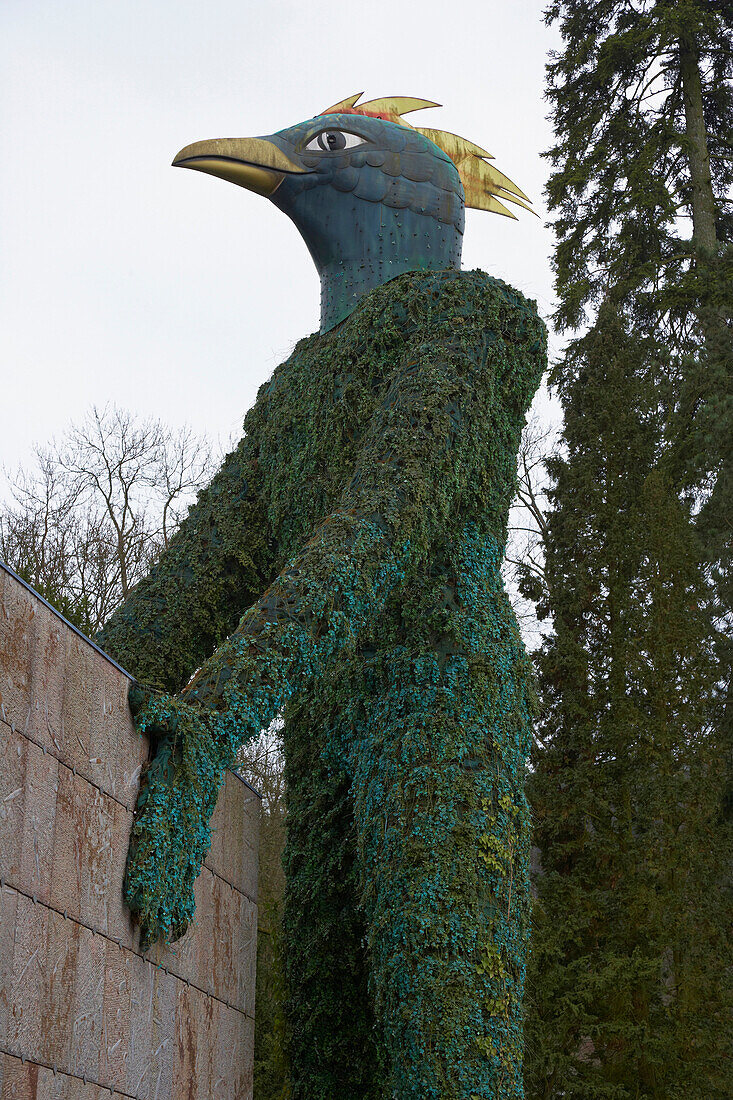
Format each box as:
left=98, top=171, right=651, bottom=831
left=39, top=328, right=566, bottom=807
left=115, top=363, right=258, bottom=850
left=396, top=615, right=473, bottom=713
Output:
left=2, top=1, right=561, bottom=476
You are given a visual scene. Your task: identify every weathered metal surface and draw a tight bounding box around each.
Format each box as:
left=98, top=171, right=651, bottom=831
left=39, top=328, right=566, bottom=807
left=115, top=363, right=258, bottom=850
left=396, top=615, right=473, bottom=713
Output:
left=173, top=94, right=535, bottom=335
left=0, top=564, right=260, bottom=1098
left=173, top=136, right=308, bottom=197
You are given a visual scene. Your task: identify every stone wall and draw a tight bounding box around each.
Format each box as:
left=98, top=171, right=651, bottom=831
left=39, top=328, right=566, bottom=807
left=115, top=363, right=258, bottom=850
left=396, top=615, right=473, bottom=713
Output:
left=0, top=563, right=260, bottom=1099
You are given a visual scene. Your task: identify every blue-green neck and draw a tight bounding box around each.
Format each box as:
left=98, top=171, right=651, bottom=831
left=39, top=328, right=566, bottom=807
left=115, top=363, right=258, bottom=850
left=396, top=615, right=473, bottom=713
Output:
left=316, top=208, right=463, bottom=332
left=271, top=168, right=464, bottom=333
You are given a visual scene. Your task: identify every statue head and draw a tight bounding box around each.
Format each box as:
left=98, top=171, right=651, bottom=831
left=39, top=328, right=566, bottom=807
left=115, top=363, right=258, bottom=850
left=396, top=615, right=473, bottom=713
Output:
left=173, top=94, right=534, bottom=332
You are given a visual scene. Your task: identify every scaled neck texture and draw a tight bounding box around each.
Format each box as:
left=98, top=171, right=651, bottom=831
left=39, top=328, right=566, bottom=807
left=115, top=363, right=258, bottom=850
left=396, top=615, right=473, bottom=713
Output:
left=271, top=189, right=464, bottom=334
left=319, top=252, right=462, bottom=333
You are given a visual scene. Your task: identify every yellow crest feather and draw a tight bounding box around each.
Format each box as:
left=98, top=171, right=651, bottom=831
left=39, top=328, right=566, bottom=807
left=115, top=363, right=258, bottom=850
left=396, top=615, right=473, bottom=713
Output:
left=357, top=96, right=441, bottom=118
left=321, top=93, right=365, bottom=113
left=321, top=93, right=536, bottom=218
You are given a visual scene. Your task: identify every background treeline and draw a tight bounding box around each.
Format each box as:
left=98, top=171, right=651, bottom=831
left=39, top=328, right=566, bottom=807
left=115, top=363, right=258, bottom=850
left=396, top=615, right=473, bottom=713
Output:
left=523, top=1, right=732, bottom=1097
left=2, top=1, right=730, bottom=1096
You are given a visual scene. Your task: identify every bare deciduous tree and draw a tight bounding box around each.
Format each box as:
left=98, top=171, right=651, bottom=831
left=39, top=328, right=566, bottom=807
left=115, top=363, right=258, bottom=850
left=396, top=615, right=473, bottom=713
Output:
left=0, top=405, right=215, bottom=635
left=235, top=720, right=290, bottom=1093
left=503, top=414, right=559, bottom=650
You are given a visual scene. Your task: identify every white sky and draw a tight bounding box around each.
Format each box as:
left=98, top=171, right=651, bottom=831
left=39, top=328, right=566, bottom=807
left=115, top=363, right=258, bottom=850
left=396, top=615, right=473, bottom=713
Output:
left=2, top=0, right=561, bottom=475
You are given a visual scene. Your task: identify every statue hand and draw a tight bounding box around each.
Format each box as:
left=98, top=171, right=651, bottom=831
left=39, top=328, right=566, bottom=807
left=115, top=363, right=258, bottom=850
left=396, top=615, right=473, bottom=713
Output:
left=123, top=689, right=235, bottom=950
left=127, top=680, right=156, bottom=718
left=124, top=647, right=273, bottom=949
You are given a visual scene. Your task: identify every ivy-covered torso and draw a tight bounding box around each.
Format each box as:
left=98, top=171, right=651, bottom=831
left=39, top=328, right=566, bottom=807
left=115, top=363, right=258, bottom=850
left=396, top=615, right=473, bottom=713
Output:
left=257, top=273, right=523, bottom=564
left=101, top=269, right=542, bottom=692
left=98, top=268, right=546, bottom=1100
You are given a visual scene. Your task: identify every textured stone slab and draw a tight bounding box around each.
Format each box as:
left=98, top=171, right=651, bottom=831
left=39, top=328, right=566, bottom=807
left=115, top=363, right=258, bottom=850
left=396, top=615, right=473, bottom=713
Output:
left=0, top=574, right=147, bottom=809
left=171, top=985, right=255, bottom=1100
left=0, top=726, right=258, bottom=1010
left=3, top=878, right=254, bottom=1097
left=0, top=565, right=260, bottom=1099
left=0, top=1052, right=124, bottom=1099
left=1, top=574, right=259, bottom=895
left=208, top=769, right=260, bottom=902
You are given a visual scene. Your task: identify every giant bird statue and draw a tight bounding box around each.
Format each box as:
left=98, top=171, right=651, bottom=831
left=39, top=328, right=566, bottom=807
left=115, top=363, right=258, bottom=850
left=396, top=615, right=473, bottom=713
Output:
left=98, top=94, right=546, bottom=1100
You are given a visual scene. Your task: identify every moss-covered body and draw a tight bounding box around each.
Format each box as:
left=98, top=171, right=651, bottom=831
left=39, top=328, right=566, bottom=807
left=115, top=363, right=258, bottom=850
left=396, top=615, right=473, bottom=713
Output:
left=98, top=269, right=545, bottom=1098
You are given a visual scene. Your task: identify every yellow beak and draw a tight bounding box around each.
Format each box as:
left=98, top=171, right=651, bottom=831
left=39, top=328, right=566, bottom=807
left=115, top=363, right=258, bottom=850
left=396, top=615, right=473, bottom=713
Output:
left=172, top=136, right=307, bottom=197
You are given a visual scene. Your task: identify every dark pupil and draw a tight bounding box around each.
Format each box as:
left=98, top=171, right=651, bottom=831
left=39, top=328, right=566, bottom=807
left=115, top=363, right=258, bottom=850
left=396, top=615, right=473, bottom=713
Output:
left=318, top=131, right=346, bottom=151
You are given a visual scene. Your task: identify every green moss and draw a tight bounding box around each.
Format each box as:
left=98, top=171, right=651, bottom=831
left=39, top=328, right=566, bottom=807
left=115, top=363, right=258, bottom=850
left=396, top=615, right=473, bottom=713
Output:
left=98, top=269, right=546, bottom=1098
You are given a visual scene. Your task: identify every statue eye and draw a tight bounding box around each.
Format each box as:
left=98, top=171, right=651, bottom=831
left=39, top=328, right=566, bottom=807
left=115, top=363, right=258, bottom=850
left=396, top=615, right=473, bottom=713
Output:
left=304, top=130, right=367, bottom=153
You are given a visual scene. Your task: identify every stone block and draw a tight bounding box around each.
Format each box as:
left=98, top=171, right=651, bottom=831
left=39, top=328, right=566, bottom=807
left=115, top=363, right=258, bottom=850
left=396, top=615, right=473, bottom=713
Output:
left=0, top=565, right=260, bottom=1098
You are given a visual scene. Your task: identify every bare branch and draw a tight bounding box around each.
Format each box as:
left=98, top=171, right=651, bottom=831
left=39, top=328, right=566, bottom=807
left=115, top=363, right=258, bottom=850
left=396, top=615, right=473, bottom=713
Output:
left=503, top=414, right=560, bottom=649
left=1, top=405, right=215, bottom=634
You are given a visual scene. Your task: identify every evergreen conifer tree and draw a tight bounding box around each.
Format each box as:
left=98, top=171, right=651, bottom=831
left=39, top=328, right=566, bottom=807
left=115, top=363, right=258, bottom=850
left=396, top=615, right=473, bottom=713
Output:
left=525, top=3, right=732, bottom=1095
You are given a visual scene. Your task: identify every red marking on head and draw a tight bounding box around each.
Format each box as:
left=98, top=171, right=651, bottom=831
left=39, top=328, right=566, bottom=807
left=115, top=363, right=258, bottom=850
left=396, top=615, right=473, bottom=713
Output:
left=325, top=107, right=398, bottom=123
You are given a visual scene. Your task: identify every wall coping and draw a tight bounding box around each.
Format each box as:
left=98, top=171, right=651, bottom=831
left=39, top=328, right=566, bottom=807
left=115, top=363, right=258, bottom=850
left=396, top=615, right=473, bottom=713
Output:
left=0, top=558, right=262, bottom=799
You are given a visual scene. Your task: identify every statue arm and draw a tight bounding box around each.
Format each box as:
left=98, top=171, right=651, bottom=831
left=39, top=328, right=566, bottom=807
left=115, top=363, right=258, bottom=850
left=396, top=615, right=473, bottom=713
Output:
left=126, top=282, right=546, bottom=946
left=96, top=436, right=272, bottom=693
left=181, top=343, right=487, bottom=717
left=180, top=285, right=545, bottom=726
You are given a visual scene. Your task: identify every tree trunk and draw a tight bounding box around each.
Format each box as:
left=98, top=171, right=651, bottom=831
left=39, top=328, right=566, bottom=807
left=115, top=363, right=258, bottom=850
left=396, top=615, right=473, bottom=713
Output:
left=679, top=36, right=718, bottom=257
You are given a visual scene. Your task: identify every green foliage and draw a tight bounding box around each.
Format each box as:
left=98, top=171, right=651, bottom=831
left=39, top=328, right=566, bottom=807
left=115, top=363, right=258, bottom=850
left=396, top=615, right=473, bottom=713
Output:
left=542, top=0, right=733, bottom=585
left=99, top=270, right=545, bottom=1098
left=525, top=310, right=731, bottom=1097
left=240, top=731, right=291, bottom=1099
left=253, top=893, right=290, bottom=1100
left=544, top=0, right=733, bottom=331
left=525, top=8, right=733, bottom=1095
